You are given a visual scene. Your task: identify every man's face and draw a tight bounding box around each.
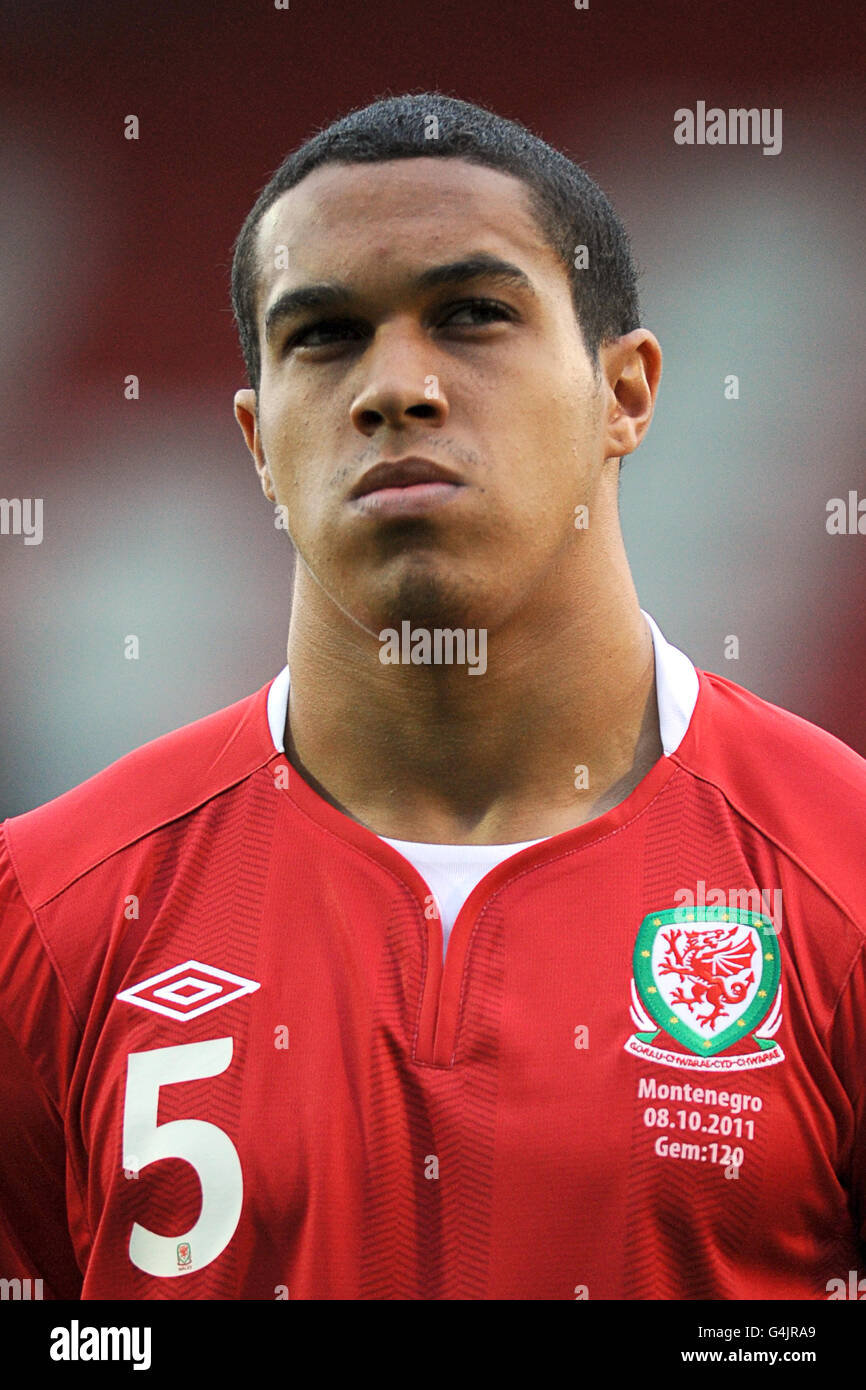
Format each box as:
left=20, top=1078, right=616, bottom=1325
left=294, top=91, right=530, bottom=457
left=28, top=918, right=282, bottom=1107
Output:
left=238, top=157, right=611, bottom=636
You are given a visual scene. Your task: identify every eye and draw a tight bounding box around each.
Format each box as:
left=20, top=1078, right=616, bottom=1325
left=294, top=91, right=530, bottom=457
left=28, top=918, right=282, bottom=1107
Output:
left=284, top=319, right=366, bottom=351
left=282, top=298, right=514, bottom=355
left=440, top=298, right=515, bottom=327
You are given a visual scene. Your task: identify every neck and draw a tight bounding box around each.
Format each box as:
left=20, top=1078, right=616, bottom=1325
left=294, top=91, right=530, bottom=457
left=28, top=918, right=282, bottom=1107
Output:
left=283, top=527, right=661, bottom=845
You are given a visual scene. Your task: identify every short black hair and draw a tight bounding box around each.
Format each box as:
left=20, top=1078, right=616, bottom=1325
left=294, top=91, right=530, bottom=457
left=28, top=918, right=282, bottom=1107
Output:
left=231, top=91, right=641, bottom=397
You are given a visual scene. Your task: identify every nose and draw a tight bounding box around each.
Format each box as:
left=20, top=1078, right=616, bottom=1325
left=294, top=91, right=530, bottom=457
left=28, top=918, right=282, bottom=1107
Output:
left=349, top=319, right=449, bottom=437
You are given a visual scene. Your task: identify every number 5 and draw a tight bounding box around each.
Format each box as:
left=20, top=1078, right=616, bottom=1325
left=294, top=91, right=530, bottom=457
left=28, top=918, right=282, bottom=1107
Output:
left=122, top=1037, right=242, bottom=1277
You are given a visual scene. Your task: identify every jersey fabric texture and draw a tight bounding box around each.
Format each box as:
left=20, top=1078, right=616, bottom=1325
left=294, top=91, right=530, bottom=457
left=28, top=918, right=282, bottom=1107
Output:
left=1, top=617, right=865, bottom=1300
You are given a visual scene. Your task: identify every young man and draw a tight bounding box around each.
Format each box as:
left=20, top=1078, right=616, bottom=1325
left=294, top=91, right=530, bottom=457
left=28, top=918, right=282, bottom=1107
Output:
left=1, top=93, right=864, bottom=1301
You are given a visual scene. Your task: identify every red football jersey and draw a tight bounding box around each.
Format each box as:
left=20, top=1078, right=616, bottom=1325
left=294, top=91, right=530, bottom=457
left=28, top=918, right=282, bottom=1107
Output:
left=1, top=656, right=865, bottom=1300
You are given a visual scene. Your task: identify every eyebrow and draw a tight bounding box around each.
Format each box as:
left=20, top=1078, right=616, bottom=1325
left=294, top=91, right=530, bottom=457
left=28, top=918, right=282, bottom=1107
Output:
left=263, top=253, right=536, bottom=345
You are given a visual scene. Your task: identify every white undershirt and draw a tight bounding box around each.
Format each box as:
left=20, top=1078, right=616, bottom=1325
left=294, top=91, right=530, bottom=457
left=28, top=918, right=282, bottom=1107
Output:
left=378, top=835, right=546, bottom=947
left=267, top=611, right=699, bottom=959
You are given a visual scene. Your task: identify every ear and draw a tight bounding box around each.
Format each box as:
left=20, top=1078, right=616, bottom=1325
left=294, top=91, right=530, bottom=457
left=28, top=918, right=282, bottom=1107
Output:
left=598, top=329, right=662, bottom=461
left=234, top=388, right=276, bottom=502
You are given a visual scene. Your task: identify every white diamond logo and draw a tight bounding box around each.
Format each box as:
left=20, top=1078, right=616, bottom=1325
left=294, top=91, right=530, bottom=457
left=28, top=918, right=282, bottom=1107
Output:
left=116, top=960, right=261, bottom=1021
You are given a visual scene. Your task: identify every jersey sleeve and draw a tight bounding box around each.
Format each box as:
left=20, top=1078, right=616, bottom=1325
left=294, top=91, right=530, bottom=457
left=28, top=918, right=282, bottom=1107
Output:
left=0, top=828, right=83, bottom=1298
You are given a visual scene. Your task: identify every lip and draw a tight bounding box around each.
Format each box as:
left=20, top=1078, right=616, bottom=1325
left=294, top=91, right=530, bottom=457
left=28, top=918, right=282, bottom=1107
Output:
left=349, top=456, right=465, bottom=500
left=351, top=479, right=464, bottom=517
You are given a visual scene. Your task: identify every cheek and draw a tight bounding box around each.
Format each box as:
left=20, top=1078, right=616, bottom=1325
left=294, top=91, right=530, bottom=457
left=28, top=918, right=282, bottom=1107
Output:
left=259, top=415, right=304, bottom=497
left=261, top=390, right=345, bottom=499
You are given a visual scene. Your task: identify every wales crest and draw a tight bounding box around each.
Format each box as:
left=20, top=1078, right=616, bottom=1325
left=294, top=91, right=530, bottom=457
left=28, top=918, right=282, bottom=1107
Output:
left=625, top=906, right=784, bottom=1071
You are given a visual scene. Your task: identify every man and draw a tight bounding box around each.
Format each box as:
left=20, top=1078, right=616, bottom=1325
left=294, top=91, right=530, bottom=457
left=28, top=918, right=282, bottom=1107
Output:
left=1, top=92, right=864, bottom=1301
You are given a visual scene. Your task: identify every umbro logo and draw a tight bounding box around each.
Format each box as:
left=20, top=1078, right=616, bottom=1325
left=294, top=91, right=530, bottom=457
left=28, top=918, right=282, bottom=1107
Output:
left=116, top=960, right=261, bottom=1021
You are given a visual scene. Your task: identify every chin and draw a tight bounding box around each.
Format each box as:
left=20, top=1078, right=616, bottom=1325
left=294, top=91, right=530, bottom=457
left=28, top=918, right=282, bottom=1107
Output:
left=408, top=563, right=484, bottom=623
left=360, top=563, right=481, bottom=635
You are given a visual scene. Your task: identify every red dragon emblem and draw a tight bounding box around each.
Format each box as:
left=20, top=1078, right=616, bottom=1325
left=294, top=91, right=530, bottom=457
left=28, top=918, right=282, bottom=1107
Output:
left=657, top=926, right=757, bottom=1031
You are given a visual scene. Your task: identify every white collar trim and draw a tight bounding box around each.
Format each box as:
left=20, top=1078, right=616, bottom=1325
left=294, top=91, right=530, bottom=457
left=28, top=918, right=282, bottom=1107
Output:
left=267, top=664, right=292, bottom=754
left=640, top=609, right=700, bottom=756
left=266, top=610, right=699, bottom=760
